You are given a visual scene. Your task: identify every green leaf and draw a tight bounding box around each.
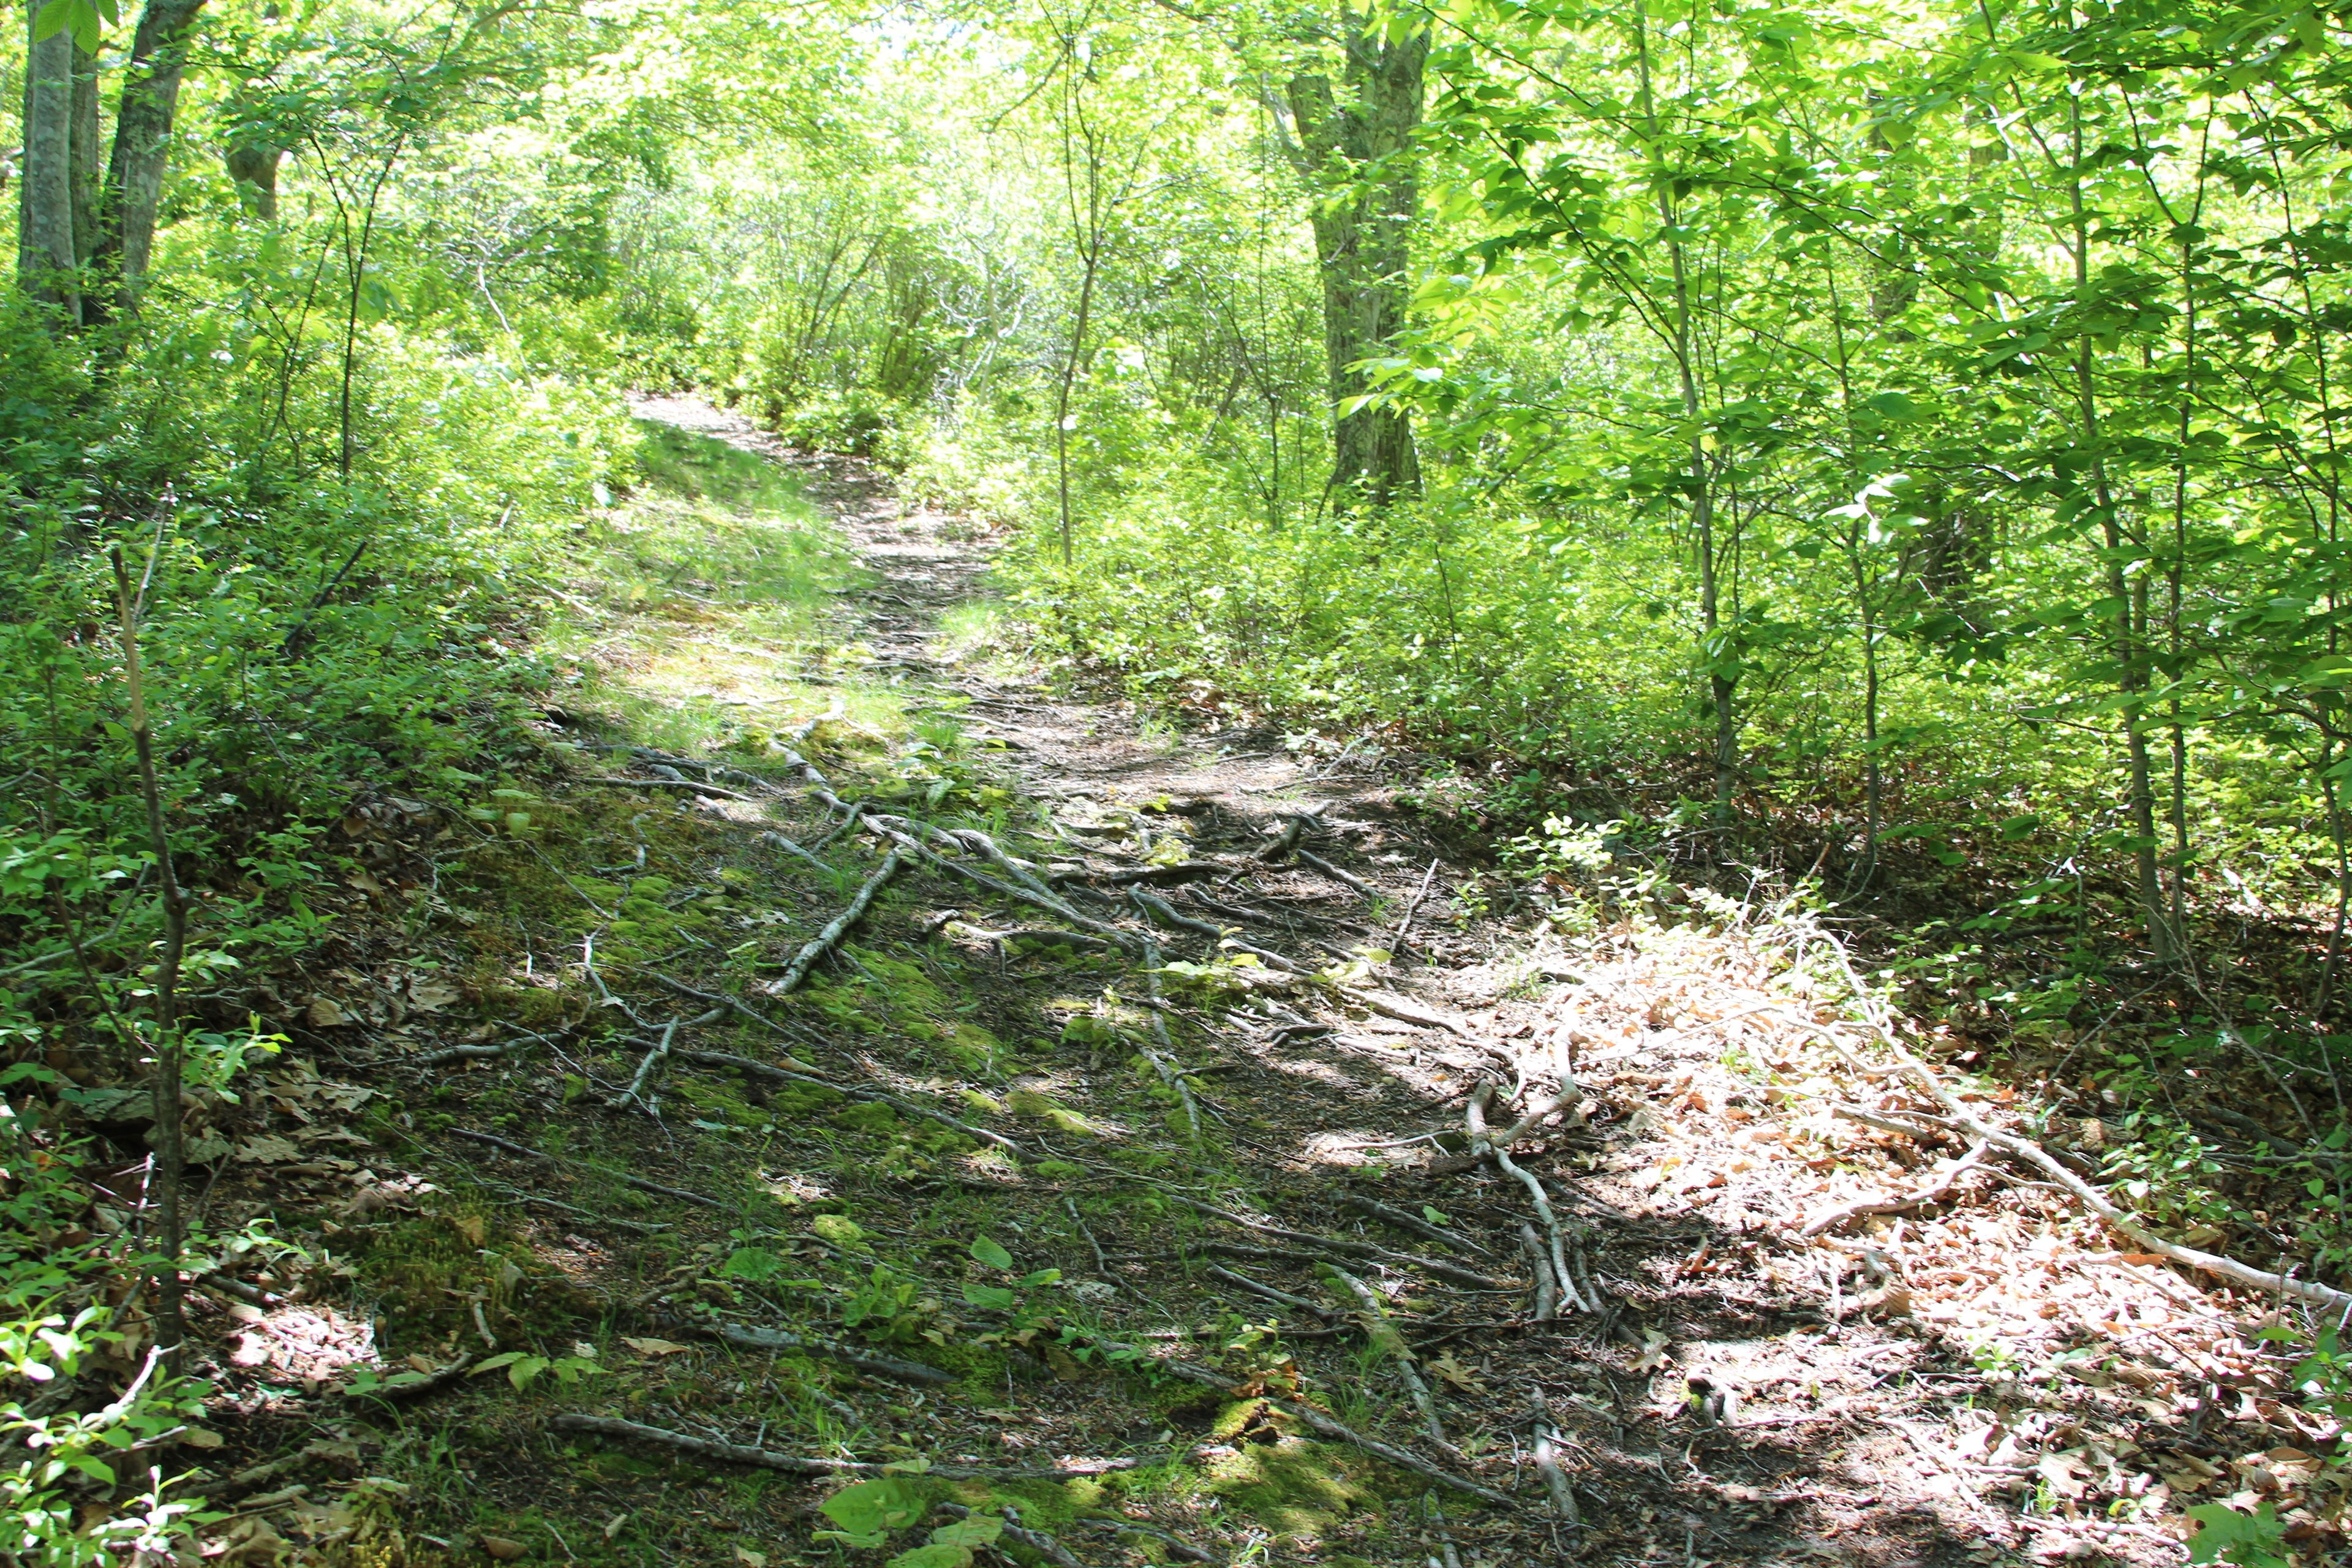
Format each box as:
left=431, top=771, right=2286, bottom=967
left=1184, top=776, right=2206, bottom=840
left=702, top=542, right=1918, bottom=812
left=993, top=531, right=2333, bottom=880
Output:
left=720, top=1246, right=786, bottom=1281
left=2185, top=1502, right=2288, bottom=1567
left=970, top=1237, right=1014, bottom=1271
left=929, top=1515, right=1003, bottom=1550
left=1419, top=1206, right=1450, bottom=1226
left=821, top=1478, right=925, bottom=1540
left=961, top=1282, right=1016, bottom=1311
left=885, top=1546, right=972, bottom=1568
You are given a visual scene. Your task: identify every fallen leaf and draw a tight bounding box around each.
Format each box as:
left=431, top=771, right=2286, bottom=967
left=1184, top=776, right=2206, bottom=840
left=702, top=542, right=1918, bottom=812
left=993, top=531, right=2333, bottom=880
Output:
left=452, top=1214, right=486, bottom=1245
left=735, top=1551, right=766, bottom=1568
left=181, top=1427, right=224, bottom=1450
left=410, top=981, right=461, bottom=1012
left=621, top=1336, right=694, bottom=1357
left=235, top=1135, right=303, bottom=1164
left=1634, top=1329, right=1673, bottom=1373
left=478, top=1536, right=528, bottom=1561
left=1428, top=1352, right=1483, bottom=1391
left=348, top=870, right=386, bottom=896
left=306, top=997, right=353, bottom=1028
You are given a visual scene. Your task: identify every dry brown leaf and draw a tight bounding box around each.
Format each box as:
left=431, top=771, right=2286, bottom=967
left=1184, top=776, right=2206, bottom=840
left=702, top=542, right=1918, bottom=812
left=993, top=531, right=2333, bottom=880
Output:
left=410, top=980, right=462, bottom=1012
left=621, top=1336, right=695, bottom=1358
left=306, top=997, right=353, bottom=1028
left=235, top=1135, right=303, bottom=1164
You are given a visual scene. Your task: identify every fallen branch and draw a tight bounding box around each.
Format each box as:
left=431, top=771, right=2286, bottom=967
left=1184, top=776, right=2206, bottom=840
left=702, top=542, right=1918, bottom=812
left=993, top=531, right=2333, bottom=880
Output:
left=765, top=849, right=903, bottom=996
left=1471, top=1084, right=1586, bottom=1313
left=663, top=1317, right=952, bottom=1385
left=1341, top=1194, right=1495, bottom=1259
left=1075, top=1336, right=1513, bottom=1505
left=1297, top=849, right=1378, bottom=900
left=1526, top=1389, right=1580, bottom=1528
left=579, top=776, right=759, bottom=802
left=549, top=1414, right=1129, bottom=1480
left=1801, top=1139, right=1990, bottom=1237
left=676, top=1048, right=1022, bottom=1153
left=1201, top=1262, right=1336, bottom=1322
left=1327, top=1266, right=1447, bottom=1447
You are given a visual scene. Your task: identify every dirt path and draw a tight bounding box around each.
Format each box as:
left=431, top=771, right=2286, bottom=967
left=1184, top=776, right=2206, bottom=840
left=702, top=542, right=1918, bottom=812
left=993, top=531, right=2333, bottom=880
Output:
left=597, top=398, right=2219, bottom=1568
left=190, top=399, right=2261, bottom=1566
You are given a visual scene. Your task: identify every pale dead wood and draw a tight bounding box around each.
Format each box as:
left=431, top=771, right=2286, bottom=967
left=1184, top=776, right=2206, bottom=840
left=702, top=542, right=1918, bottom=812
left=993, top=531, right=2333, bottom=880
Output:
left=579, top=775, right=760, bottom=802
left=765, top=848, right=903, bottom=995
left=1328, top=1265, right=1449, bottom=1447
left=549, top=1414, right=1128, bottom=1479
left=1801, top=1139, right=1991, bottom=1237
left=1341, top=1193, right=1496, bottom=1258
left=1297, top=848, right=1378, bottom=899
left=1526, top=1388, right=1580, bottom=1528
left=1202, top=1262, right=1336, bottom=1322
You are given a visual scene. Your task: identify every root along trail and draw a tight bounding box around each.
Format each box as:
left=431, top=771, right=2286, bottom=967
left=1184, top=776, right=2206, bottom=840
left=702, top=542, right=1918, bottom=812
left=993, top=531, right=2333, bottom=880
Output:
left=198, top=396, right=2321, bottom=1566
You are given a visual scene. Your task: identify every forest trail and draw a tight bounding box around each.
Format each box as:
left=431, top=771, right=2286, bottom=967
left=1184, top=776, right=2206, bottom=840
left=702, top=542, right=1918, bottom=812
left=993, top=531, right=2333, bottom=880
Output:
left=190, top=401, right=2272, bottom=1567
left=517, top=397, right=2237, bottom=1566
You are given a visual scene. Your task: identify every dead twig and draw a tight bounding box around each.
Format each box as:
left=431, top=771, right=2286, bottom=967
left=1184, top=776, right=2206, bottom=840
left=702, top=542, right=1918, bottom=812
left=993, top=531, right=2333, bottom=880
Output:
left=1327, top=1265, right=1449, bottom=1447
left=1526, top=1388, right=1580, bottom=1528
left=1298, top=848, right=1378, bottom=899
left=1800, top=1139, right=1990, bottom=1237
left=579, top=776, right=758, bottom=802
left=549, top=1414, right=1125, bottom=1480
left=1341, top=1194, right=1495, bottom=1259
left=765, top=850, right=903, bottom=995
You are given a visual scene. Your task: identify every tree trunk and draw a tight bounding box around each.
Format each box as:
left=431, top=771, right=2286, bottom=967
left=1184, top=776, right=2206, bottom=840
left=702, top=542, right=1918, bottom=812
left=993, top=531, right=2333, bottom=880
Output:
left=1286, top=23, right=1424, bottom=511
left=88, top=0, right=210, bottom=323
left=19, top=1, right=82, bottom=322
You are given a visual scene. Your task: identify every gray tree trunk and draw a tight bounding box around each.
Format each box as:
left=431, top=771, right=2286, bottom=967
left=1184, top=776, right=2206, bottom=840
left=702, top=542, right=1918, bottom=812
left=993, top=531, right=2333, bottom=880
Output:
left=1286, top=24, right=1425, bottom=511
left=18, top=1, right=82, bottom=322
left=89, top=0, right=211, bottom=323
